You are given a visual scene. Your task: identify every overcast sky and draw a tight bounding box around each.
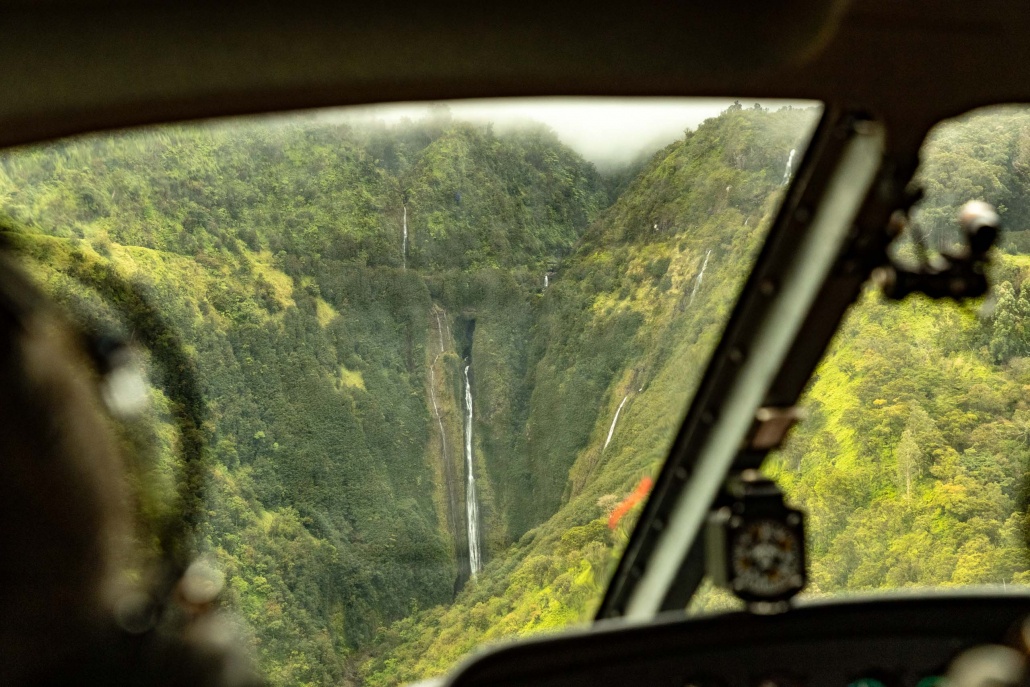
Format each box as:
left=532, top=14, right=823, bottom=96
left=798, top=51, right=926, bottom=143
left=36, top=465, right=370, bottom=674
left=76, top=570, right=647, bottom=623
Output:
left=324, top=97, right=818, bottom=168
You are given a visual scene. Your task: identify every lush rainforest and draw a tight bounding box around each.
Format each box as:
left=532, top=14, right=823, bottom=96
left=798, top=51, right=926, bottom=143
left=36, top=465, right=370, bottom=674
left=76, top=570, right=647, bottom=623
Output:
left=1, top=102, right=1029, bottom=686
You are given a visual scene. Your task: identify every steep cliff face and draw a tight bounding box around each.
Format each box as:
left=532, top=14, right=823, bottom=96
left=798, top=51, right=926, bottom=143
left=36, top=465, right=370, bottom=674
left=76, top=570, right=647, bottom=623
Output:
left=359, top=104, right=823, bottom=685
left=0, top=111, right=609, bottom=685
left=364, top=105, right=1030, bottom=685
left=502, top=104, right=820, bottom=539
left=0, top=103, right=829, bottom=686
left=14, top=100, right=1030, bottom=687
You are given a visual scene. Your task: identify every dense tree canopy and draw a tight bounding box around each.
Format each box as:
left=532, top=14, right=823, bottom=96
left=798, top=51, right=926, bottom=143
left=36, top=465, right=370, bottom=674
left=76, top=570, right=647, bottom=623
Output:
left=2, top=102, right=1028, bottom=687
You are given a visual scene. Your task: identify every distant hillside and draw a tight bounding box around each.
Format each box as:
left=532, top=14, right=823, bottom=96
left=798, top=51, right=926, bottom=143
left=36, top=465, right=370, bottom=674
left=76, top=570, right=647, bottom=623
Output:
left=9, top=102, right=1023, bottom=687
left=360, top=103, right=819, bottom=685
left=361, top=105, right=1030, bottom=685
left=0, top=111, right=605, bottom=271
left=0, top=112, right=608, bottom=685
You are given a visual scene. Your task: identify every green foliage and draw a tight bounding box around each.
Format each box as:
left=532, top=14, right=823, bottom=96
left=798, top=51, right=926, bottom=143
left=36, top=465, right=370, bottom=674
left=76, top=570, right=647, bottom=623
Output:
left=767, top=284, right=1030, bottom=593
left=0, top=111, right=606, bottom=685
left=364, top=105, right=1030, bottom=685
left=913, top=106, right=1030, bottom=251
left=14, top=101, right=1030, bottom=687
left=0, top=113, right=605, bottom=273
left=360, top=104, right=822, bottom=684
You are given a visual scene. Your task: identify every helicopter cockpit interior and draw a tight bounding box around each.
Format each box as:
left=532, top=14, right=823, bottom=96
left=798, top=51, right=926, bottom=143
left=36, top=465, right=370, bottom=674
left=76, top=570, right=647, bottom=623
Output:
left=3, top=2, right=1030, bottom=687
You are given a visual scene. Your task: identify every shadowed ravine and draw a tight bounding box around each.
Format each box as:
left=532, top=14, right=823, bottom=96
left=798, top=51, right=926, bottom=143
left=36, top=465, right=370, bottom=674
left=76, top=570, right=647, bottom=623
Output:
left=427, top=306, right=471, bottom=589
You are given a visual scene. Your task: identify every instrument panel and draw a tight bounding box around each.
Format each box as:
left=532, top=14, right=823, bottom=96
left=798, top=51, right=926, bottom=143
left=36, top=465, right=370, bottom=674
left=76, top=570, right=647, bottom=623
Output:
left=446, top=593, right=1030, bottom=687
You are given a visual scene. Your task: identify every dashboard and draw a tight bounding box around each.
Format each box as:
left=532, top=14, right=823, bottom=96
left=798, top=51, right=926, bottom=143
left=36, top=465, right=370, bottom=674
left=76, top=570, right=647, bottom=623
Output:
left=445, top=594, right=1030, bottom=687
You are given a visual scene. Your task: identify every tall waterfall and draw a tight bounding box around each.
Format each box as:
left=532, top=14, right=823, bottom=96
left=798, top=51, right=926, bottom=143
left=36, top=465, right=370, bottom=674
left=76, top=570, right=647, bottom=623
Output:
left=782, top=148, right=797, bottom=186
left=402, top=205, right=408, bottom=269
left=689, top=249, right=712, bottom=306
left=604, top=395, right=629, bottom=451
left=463, top=364, right=483, bottom=576
left=544, top=274, right=549, bottom=289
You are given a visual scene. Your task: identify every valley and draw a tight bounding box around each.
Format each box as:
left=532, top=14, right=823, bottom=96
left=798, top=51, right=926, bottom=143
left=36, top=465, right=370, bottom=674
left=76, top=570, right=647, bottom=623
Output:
left=1, top=102, right=1028, bottom=687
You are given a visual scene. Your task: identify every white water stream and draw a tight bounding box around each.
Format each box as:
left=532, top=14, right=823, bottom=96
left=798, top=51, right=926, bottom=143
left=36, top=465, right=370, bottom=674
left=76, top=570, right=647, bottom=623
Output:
left=402, top=205, right=408, bottom=269
left=782, top=148, right=796, bottom=186
left=435, top=311, right=446, bottom=352
left=604, top=395, right=630, bottom=451
left=463, top=364, right=483, bottom=576
left=689, top=249, right=712, bottom=306
left=428, top=366, right=448, bottom=467
left=429, top=311, right=449, bottom=458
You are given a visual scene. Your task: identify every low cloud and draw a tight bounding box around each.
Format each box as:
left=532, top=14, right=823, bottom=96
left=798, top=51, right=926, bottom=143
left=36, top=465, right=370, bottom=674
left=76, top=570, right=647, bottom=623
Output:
left=324, top=97, right=818, bottom=169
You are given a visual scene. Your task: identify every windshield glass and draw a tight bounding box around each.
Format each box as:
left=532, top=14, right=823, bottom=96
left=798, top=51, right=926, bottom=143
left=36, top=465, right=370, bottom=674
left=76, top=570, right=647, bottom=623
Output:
left=684, top=104, right=1030, bottom=616
left=0, top=98, right=820, bottom=685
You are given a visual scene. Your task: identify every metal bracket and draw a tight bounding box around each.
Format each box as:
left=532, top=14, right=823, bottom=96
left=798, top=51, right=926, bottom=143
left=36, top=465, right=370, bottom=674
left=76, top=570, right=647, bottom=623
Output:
left=873, top=199, right=999, bottom=301
left=745, top=406, right=806, bottom=451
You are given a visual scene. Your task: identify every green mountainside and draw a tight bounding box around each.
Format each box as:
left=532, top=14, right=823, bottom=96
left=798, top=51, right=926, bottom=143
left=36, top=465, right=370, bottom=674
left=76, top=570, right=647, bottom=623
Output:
left=765, top=107, right=1030, bottom=593
left=1, top=102, right=1028, bottom=687
left=359, top=103, right=817, bottom=685
left=0, top=111, right=606, bottom=685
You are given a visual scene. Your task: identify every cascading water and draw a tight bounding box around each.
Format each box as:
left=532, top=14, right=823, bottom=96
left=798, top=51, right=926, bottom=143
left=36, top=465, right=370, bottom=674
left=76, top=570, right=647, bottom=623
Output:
left=429, top=311, right=449, bottom=464
left=689, top=249, right=712, bottom=306
left=402, top=205, right=408, bottom=269
left=603, top=395, right=629, bottom=451
left=544, top=274, right=549, bottom=289
left=428, top=366, right=448, bottom=465
left=435, top=311, right=446, bottom=353
left=463, top=363, right=483, bottom=576
left=781, top=148, right=796, bottom=186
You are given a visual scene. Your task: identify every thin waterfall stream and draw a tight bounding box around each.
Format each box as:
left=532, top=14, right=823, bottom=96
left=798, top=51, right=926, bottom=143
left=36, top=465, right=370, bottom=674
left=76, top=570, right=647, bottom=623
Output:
left=689, top=249, right=712, bottom=305
left=435, top=310, right=446, bottom=352
left=402, top=205, right=408, bottom=269
left=463, top=363, right=483, bottom=576
left=428, top=366, right=448, bottom=468
left=782, top=148, right=796, bottom=186
left=604, top=395, right=629, bottom=451
left=428, top=312, right=448, bottom=484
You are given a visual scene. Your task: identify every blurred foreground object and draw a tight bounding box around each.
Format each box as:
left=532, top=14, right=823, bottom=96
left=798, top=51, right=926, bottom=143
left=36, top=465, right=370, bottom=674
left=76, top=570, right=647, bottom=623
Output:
left=0, top=250, right=262, bottom=686
left=874, top=199, right=1000, bottom=301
